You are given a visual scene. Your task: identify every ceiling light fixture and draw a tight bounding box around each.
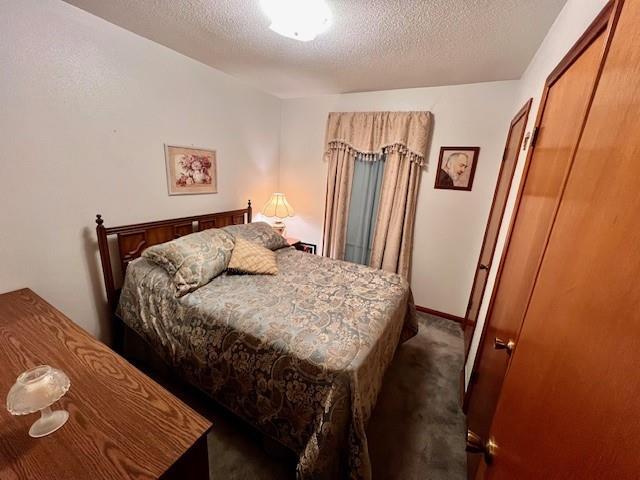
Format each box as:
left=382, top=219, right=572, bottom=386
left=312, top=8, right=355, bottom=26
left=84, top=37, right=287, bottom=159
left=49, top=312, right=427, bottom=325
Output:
left=260, top=0, right=332, bottom=42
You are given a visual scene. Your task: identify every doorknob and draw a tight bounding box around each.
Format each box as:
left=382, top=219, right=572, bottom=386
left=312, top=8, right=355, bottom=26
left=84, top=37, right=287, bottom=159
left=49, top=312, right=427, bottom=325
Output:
left=479, top=263, right=490, bottom=270
left=494, top=337, right=516, bottom=354
left=466, top=430, right=498, bottom=463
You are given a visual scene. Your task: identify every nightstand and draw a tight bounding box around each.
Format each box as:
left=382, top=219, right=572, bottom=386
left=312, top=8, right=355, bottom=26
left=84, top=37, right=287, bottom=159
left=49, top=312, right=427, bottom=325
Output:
left=286, top=237, right=317, bottom=254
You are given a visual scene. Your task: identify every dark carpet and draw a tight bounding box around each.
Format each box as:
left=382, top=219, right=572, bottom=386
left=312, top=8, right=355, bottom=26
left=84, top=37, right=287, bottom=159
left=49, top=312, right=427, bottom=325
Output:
left=196, top=313, right=466, bottom=479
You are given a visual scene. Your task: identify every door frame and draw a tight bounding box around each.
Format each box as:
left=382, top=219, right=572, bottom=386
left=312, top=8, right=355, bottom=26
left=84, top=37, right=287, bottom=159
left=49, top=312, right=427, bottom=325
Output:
left=463, top=0, right=616, bottom=410
left=463, top=98, right=533, bottom=358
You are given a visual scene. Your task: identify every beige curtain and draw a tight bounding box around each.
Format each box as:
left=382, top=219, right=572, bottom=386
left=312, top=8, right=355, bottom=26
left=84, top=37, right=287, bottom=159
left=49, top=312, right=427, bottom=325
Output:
left=322, top=111, right=433, bottom=278
left=322, top=147, right=354, bottom=260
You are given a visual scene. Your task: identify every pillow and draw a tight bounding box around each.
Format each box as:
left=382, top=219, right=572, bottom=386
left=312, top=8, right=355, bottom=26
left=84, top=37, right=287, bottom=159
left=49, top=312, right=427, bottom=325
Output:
left=223, top=222, right=288, bottom=251
left=142, top=229, right=234, bottom=296
left=227, top=237, right=278, bottom=275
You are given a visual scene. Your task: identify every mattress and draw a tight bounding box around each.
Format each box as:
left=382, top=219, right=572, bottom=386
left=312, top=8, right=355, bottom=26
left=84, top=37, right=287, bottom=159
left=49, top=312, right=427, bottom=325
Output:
left=117, top=247, right=417, bottom=479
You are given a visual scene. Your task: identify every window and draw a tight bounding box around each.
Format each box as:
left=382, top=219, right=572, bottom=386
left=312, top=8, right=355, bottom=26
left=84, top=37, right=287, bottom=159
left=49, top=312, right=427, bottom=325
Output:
left=344, top=153, right=385, bottom=265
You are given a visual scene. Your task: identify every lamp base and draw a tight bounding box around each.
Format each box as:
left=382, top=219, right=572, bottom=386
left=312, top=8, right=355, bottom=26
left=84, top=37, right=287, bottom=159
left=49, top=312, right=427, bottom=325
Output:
left=271, top=220, right=286, bottom=236
left=29, top=406, right=69, bottom=438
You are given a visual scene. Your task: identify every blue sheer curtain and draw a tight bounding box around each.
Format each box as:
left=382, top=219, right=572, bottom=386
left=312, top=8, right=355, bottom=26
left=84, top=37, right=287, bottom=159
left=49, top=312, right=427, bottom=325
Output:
left=345, top=153, right=385, bottom=265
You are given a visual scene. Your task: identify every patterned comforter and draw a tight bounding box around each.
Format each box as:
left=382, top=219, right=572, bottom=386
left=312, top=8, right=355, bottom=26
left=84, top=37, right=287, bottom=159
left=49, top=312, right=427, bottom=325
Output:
left=117, top=247, right=418, bottom=479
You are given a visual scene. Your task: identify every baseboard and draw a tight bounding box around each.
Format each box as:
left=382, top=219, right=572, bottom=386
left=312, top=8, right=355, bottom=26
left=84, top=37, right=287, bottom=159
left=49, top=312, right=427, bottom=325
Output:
left=415, top=305, right=465, bottom=324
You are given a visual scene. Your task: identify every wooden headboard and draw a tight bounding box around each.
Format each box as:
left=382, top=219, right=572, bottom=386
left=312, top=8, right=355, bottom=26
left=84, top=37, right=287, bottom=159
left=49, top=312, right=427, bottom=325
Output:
left=95, top=200, right=252, bottom=312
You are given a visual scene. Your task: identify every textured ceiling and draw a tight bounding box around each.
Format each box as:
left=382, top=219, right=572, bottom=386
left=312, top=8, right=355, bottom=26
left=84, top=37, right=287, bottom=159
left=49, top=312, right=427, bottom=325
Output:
left=63, top=0, right=567, bottom=98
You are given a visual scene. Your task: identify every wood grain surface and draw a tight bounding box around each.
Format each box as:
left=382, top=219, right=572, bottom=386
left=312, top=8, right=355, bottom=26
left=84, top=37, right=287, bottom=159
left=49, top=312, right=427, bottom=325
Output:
left=485, top=0, right=639, bottom=476
left=463, top=98, right=532, bottom=353
left=0, top=289, right=211, bottom=480
left=466, top=4, right=614, bottom=476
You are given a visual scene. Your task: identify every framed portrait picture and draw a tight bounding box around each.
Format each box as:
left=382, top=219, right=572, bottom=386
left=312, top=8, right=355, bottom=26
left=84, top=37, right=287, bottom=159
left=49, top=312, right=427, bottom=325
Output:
left=164, top=145, right=217, bottom=195
left=434, top=146, right=480, bottom=191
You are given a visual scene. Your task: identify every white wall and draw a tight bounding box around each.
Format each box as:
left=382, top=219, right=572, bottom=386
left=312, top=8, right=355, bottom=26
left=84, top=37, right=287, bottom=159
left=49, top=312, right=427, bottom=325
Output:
left=0, top=0, right=607, bottom=358
left=279, top=81, right=518, bottom=316
left=465, top=0, right=610, bottom=386
left=0, top=0, right=281, bottom=340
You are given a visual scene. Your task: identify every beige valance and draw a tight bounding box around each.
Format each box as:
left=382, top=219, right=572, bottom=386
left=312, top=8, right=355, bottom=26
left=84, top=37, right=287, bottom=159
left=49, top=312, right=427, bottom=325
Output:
left=325, top=111, right=432, bottom=166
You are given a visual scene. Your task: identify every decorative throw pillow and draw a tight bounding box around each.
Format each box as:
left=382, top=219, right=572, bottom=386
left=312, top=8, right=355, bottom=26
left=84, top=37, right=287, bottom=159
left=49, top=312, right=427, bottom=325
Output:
left=227, top=237, right=278, bottom=275
left=223, top=222, right=288, bottom=251
left=142, top=229, right=234, bottom=297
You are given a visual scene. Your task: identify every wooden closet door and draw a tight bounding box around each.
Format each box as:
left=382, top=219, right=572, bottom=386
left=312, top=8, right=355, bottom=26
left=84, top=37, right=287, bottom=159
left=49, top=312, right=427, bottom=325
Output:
left=463, top=99, right=532, bottom=354
left=480, top=0, right=640, bottom=477
left=464, top=6, right=612, bottom=478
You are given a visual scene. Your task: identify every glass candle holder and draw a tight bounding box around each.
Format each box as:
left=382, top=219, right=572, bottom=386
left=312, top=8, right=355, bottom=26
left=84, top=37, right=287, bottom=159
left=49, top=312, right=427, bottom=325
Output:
left=6, top=365, right=70, bottom=438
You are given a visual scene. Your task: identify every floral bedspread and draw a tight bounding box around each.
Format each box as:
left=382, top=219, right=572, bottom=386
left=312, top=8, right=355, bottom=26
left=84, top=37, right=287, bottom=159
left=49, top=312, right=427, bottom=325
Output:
left=117, top=247, right=418, bottom=479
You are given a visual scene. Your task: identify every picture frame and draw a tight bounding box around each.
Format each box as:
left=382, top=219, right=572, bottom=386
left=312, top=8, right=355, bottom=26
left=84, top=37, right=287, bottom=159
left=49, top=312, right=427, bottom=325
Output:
left=164, top=144, right=217, bottom=195
left=434, top=146, right=480, bottom=191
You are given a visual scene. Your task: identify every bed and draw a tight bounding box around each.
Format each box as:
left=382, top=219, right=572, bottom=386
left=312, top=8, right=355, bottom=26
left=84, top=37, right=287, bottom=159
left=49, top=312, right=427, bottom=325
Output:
left=95, top=202, right=418, bottom=480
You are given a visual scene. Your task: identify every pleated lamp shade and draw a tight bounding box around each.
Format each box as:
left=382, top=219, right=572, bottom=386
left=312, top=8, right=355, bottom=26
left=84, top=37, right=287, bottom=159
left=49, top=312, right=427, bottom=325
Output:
left=261, top=193, right=295, bottom=219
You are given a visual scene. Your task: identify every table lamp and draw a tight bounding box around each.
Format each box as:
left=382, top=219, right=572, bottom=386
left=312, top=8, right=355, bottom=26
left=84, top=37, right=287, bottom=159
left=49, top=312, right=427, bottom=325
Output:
left=261, top=192, right=294, bottom=235
left=6, top=365, right=71, bottom=438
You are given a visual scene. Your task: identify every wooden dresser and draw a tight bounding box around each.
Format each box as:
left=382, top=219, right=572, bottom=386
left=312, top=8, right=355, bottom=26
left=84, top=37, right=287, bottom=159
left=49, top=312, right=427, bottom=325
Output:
left=0, top=289, right=212, bottom=479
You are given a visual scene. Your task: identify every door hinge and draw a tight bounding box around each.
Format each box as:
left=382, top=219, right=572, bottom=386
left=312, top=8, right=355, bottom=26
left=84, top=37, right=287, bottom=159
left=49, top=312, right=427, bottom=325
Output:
left=529, top=126, right=540, bottom=150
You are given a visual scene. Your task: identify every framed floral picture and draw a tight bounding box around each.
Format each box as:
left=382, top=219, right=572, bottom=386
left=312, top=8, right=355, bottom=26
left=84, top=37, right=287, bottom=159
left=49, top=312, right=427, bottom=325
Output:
left=164, top=145, right=217, bottom=195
